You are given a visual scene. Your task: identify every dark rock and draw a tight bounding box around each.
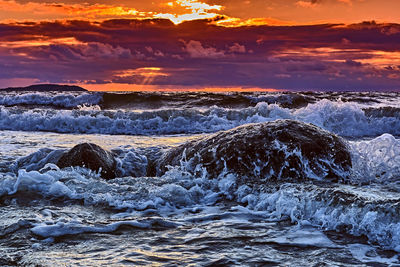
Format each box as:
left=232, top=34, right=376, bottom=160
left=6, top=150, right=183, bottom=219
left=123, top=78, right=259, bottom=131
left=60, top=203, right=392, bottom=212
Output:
left=1, top=84, right=87, bottom=92
left=155, top=120, right=352, bottom=184
left=57, top=143, right=117, bottom=179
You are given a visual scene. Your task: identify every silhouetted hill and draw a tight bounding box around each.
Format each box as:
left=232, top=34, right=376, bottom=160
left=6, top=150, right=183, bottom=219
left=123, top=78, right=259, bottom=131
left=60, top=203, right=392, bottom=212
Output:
left=1, top=84, right=87, bottom=92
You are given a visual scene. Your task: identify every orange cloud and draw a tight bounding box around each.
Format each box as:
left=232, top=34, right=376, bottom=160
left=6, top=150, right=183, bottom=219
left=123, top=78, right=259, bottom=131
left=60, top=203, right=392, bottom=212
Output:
left=155, top=0, right=223, bottom=24
left=296, top=1, right=317, bottom=8
left=358, top=51, right=400, bottom=68
left=0, top=0, right=226, bottom=24
left=175, top=0, right=222, bottom=11
left=296, top=0, right=352, bottom=7
left=0, top=37, right=82, bottom=48
left=1, top=0, right=399, bottom=27
left=215, top=17, right=296, bottom=27
left=0, top=0, right=149, bottom=20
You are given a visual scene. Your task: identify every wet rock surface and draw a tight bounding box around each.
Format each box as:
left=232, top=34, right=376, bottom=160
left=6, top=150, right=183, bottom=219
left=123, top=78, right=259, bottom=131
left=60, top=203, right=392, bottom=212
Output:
left=57, top=143, right=117, bottom=179
left=156, top=120, right=352, bottom=183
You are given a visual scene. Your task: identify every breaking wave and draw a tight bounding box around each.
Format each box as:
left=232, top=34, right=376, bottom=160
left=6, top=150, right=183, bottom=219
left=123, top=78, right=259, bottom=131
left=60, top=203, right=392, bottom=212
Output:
left=0, top=92, right=103, bottom=108
left=1, top=90, right=400, bottom=264
left=0, top=141, right=400, bottom=252
left=0, top=100, right=399, bottom=137
left=1, top=133, right=400, bottom=251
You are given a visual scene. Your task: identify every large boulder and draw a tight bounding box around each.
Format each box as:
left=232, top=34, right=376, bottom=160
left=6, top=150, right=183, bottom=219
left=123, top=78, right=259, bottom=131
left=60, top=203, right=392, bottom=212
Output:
left=155, top=120, right=352, bottom=183
left=57, top=143, right=117, bottom=179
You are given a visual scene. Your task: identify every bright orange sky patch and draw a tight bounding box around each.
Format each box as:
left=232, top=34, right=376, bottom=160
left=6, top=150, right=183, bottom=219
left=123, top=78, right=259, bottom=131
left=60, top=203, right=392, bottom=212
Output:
left=1, top=0, right=400, bottom=25
left=80, top=83, right=282, bottom=92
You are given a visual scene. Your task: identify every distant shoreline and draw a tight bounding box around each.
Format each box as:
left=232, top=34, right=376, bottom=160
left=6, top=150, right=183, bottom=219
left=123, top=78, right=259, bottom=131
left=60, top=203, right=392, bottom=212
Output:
left=0, top=84, right=87, bottom=92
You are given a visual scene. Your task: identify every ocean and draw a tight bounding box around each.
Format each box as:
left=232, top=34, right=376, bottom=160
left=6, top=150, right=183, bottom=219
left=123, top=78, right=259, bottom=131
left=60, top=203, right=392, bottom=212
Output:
left=0, top=90, right=400, bottom=266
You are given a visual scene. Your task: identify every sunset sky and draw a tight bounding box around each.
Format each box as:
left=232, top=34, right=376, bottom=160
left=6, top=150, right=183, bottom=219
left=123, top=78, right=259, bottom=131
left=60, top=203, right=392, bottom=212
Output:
left=1, top=0, right=400, bottom=90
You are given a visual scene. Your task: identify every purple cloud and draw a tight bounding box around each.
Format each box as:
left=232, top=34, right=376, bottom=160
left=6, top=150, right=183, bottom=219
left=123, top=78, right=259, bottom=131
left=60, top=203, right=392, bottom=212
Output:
left=0, top=19, right=399, bottom=90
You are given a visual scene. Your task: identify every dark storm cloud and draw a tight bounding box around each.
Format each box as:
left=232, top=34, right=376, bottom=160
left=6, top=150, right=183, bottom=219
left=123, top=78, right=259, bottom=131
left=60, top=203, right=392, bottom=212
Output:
left=1, top=19, right=400, bottom=90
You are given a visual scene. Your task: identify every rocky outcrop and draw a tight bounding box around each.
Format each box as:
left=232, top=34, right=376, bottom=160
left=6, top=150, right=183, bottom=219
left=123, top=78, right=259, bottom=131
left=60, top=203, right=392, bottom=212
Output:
left=56, top=143, right=117, bottom=179
left=155, top=120, right=352, bottom=184
left=1, top=84, right=87, bottom=92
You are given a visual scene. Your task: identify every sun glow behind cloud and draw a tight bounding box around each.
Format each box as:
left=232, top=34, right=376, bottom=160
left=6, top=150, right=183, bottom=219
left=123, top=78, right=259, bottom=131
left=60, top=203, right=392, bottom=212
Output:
left=0, top=0, right=326, bottom=27
left=0, top=0, right=224, bottom=24
left=1, top=0, right=400, bottom=25
left=112, top=67, right=170, bottom=86
left=155, top=0, right=223, bottom=24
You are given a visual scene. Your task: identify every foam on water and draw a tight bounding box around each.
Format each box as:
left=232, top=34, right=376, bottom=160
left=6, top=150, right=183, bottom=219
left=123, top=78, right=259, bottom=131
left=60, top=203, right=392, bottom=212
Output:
left=6, top=131, right=400, bottom=186
left=1, top=91, right=400, bottom=264
left=9, top=146, right=152, bottom=179
left=0, top=92, right=103, bottom=108
left=350, top=134, right=400, bottom=184
left=348, top=244, right=399, bottom=264
left=2, top=141, right=400, bottom=252
left=0, top=100, right=399, bottom=137
left=112, top=147, right=149, bottom=177
left=244, top=184, right=400, bottom=252
left=265, top=225, right=339, bottom=248
left=10, top=148, right=66, bottom=173
left=31, top=219, right=179, bottom=238
left=295, top=99, right=400, bottom=137
left=0, top=103, right=282, bottom=135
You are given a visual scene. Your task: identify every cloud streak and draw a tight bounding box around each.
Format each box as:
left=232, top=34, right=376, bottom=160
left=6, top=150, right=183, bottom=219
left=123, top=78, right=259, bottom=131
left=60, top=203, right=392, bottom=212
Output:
left=0, top=19, right=399, bottom=90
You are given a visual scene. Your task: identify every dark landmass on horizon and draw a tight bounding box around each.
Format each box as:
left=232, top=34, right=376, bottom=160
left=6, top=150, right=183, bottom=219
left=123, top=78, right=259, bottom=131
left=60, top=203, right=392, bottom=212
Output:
left=0, top=84, right=87, bottom=92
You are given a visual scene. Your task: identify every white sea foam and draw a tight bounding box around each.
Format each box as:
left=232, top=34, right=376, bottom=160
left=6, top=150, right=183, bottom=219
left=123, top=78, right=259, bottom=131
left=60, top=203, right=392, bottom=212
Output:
left=0, top=92, right=102, bottom=108
left=350, top=134, right=400, bottom=184
left=0, top=100, right=400, bottom=137
left=31, top=219, right=179, bottom=238
left=0, top=103, right=283, bottom=135
left=1, top=100, right=400, bottom=251
left=295, top=99, right=400, bottom=137
left=8, top=132, right=400, bottom=187
left=9, top=146, right=149, bottom=178
left=2, top=157, right=400, bottom=251
left=1, top=92, right=400, bottom=263
left=0, top=100, right=399, bottom=137
left=243, top=184, right=400, bottom=251
left=112, top=147, right=148, bottom=177
left=266, top=225, right=339, bottom=248
left=10, top=148, right=65, bottom=173
left=348, top=244, right=399, bottom=264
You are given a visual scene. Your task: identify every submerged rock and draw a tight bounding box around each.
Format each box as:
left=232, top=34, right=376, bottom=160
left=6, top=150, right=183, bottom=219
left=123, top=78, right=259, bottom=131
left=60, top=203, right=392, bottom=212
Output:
left=57, top=143, right=117, bottom=179
left=156, top=120, right=352, bottom=183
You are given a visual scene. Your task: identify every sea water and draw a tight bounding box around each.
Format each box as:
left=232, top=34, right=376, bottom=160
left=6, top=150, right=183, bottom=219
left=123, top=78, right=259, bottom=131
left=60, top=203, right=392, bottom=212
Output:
left=0, top=91, right=400, bottom=266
